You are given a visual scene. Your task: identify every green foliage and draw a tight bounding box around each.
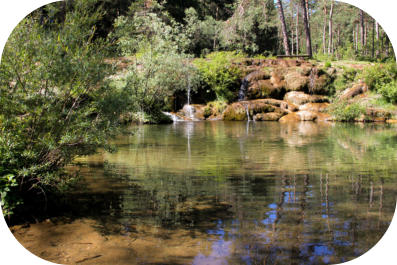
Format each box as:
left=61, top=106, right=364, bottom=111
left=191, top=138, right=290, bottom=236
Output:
left=324, top=62, right=332, bottom=68
left=378, top=81, right=397, bottom=104
left=112, top=8, right=188, bottom=56
left=332, top=67, right=358, bottom=92
left=329, top=101, right=366, bottom=121
left=0, top=0, right=130, bottom=216
left=194, top=51, right=244, bottom=102
left=204, top=100, right=228, bottom=118
left=360, top=63, right=397, bottom=91
left=359, top=63, right=397, bottom=103
left=184, top=7, right=221, bottom=56
left=0, top=174, right=21, bottom=217
left=220, top=0, right=278, bottom=55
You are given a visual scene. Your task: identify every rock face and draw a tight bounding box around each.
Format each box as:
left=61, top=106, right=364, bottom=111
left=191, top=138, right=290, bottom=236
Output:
left=237, top=59, right=334, bottom=100
left=284, top=91, right=328, bottom=106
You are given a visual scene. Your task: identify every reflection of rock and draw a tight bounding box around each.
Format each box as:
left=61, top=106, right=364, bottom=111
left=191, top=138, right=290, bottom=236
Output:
left=279, top=111, right=332, bottom=122
left=255, top=112, right=284, bottom=121
left=284, top=91, right=328, bottom=106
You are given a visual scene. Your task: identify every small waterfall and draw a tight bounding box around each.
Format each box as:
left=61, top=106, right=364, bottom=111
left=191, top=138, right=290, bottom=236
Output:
left=238, top=77, right=249, bottom=101
left=183, top=104, right=196, bottom=120
left=187, top=76, right=191, bottom=105
left=183, top=75, right=198, bottom=120
left=308, top=68, right=318, bottom=94
left=162, top=112, right=183, bottom=122
left=244, top=104, right=251, bottom=121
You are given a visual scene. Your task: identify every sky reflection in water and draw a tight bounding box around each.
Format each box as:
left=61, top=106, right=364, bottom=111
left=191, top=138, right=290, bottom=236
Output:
left=73, top=121, right=397, bottom=265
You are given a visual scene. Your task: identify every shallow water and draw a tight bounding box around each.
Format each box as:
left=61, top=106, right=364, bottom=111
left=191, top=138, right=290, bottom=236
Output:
left=16, top=122, right=397, bottom=264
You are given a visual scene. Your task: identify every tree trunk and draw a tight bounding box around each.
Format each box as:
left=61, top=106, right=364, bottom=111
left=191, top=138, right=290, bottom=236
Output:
left=290, top=1, right=295, bottom=55
left=328, top=1, right=334, bottom=55
left=322, top=1, right=327, bottom=54
left=385, top=35, right=390, bottom=57
left=360, top=10, right=364, bottom=54
left=296, top=4, right=300, bottom=54
left=376, top=22, right=380, bottom=57
left=276, top=0, right=291, bottom=55
left=301, top=0, right=312, bottom=57
left=305, top=0, right=310, bottom=30
left=356, top=23, right=359, bottom=52
left=372, top=19, right=375, bottom=58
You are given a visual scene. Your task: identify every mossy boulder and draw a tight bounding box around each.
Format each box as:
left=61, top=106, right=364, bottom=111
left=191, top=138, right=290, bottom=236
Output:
left=223, top=103, right=249, bottom=121
left=310, top=73, right=332, bottom=94
left=223, top=100, right=277, bottom=121
left=284, top=70, right=309, bottom=91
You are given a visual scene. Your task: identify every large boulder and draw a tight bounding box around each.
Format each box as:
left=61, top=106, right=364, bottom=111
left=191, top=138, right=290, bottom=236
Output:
left=299, top=103, right=329, bottom=113
left=284, top=91, right=328, bottom=106
left=284, top=71, right=309, bottom=91
left=222, top=99, right=291, bottom=121
left=245, top=70, right=271, bottom=82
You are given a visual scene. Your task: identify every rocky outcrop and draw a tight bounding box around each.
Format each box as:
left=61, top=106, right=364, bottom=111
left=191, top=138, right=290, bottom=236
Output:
left=339, top=82, right=368, bottom=100
left=299, top=103, right=329, bottom=112
left=236, top=59, right=334, bottom=101
left=284, top=91, right=329, bottom=106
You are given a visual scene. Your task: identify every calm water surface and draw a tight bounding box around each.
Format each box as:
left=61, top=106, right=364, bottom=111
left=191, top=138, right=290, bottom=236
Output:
left=71, top=121, right=397, bottom=265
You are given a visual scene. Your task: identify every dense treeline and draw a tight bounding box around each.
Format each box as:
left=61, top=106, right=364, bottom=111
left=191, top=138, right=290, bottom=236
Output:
left=0, top=0, right=396, bottom=220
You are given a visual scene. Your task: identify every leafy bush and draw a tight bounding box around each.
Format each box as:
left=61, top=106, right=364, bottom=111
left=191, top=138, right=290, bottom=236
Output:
left=0, top=1, right=130, bottom=217
left=329, top=101, right=366, bottom=121
left=332, top=67, right=358, bottom=92
left=359, top=63, right=397, bottom=103
left=194, top=51, right=244, bottom=102
left=360, top=63, right=397, bottom=91
left=204, top=100, right=228, bottom=118
left=378, top=81, right=397, bottom=104
left=324, top=62, right=332, bottom=68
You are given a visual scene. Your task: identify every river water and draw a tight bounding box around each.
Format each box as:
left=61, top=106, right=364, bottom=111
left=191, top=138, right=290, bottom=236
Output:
left=14, top=121, right=397, bottom=264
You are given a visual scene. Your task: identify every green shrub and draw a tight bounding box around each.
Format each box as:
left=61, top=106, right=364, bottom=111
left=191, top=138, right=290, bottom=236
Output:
left=360, top=63, right=397, bottom=91
left=194, top=51, right=244, bottom=102
left=324, top=61, right=332, bottom=68
left=329, top=101, right=366, bottom=121
left=203, top=106, right=212, bottom=118
left=0, top=1, right=130, bottom=217
left=378, top=81, right=397, bottom=104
